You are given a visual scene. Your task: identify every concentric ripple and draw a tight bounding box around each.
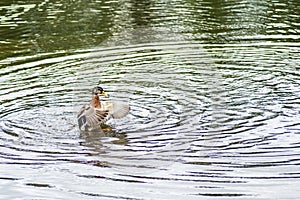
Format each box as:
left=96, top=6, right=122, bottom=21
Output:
left=1, top=33, right=300, bottom=198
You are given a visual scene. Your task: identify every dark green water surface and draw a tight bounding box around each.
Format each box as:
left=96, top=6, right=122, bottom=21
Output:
left=1, top=0, right=300, bottom=199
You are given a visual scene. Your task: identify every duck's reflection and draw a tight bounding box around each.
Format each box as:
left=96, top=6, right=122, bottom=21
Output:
left=79, top=124, right=128, bottom=154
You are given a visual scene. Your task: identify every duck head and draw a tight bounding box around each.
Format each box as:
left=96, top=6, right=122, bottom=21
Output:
left=92, top=86, right=109, bottom=97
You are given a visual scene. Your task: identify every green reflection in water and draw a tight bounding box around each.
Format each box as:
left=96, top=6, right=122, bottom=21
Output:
left=0, top=0, right=299, bottom=60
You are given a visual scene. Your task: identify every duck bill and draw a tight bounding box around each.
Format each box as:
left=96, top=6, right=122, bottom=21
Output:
left=102, top=91, right=109, bottom=98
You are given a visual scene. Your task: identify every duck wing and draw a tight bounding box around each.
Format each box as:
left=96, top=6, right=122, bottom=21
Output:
left=77, top=105, right=109, bottom=131
left=101, top=101, right=130, bottom=119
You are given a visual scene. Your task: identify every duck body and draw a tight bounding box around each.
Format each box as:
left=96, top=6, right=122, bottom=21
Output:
left=77, top=86, right=130, bottom=131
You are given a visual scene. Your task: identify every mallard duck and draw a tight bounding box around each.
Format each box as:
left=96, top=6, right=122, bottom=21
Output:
left=77, top=86, right=130, bottom=131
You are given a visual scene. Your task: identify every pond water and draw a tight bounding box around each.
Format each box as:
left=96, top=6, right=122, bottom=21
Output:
left=1, top=0, right=300, bottom=199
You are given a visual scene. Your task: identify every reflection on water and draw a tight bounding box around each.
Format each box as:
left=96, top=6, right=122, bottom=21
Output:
left=1, top=0, right=300, bottom=199
left=1, top=0, right=300, bottom=60
left=80, top=127, right=128, bottom=148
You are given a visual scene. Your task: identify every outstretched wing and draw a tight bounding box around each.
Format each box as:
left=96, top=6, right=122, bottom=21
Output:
left=77, top=105, right=109, bottom=131
left=101, top=101, right=130, bottom=119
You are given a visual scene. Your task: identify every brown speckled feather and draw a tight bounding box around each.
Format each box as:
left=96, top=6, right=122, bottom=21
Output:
left=78, top=105, right=109, bottom=131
